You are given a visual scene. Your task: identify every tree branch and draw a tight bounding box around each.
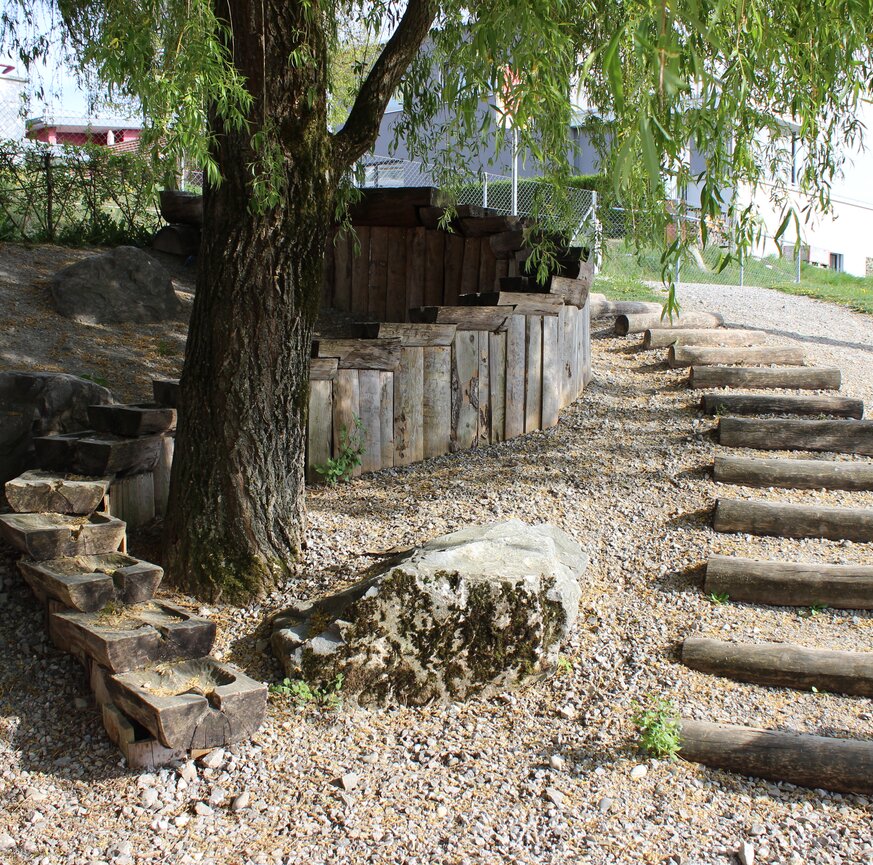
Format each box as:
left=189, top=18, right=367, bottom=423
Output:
left=332, top=0, right=438, bottom=169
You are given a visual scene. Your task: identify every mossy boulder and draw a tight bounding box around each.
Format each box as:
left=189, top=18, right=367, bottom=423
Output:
left=270, top=520, right=586, bottom=706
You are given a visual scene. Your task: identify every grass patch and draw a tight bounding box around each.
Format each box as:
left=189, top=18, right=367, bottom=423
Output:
left=771, top=265, right=873, bottom=315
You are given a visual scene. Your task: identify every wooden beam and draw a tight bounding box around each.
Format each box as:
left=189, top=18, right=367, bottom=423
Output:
left=669, top=345, right=805, bottom=368
left=459, top=291, right=563, bottom=316
left=364, top=322, right=457, bottom=346
left=644, top=328, right=767, bottom=349
left=616, top=310, right=723, bottom=335
left=690, top=366, right=842, bottom=391
left=713, top=454, right=873, bottom=490
left=313, top=338, right=402, bottom=371
left=701, top=393, right=863, bottom=419
left=409, top=306, right=513, bottom=332
left=719, top=417, right=873, bottom=456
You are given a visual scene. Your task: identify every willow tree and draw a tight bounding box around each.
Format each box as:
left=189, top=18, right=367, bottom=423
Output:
left=3, top=0, right=871, bottom=602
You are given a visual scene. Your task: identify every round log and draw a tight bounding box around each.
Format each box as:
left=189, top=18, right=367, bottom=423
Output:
left=718, top=417, right=873, bottom=456
left=689, top=366, right=841, bottom=391
left=713, top=497, right=873, bottom=542
left=713, top=454, right=873, bottom=490
left=644, top=328, right=767, bottom=349
left=682, top=637, right=873, bottom=697
left=700, top=393, right=864, bottom=419
left=704, top=555, right=873, bottom=609
left=616, top=310, right=723, bottom=336
left=678, top=719, right=873, bottom=795
left=668, top=345, right=805, bottom=369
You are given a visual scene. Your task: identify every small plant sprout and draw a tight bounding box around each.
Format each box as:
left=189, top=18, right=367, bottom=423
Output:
left=632, top=697, right=681, bottom=759
left=556, top=655, right=573, bottom=675
left=315, top=415, right=367, bottom=485
left=708, top=592, right=730, bottom=605
left=799, top=603, right=829, bottom=618
left=269, top=673, right=344, bottom=709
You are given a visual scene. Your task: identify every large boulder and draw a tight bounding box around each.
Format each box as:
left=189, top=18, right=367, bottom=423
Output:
left=50, top=246, right=181, bottom=324
left=271, top=520, right=587, bottom=706
left=0, top=371, right=113, bottom=483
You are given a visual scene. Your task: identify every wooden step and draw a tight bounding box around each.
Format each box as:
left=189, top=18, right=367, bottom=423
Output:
left=682, top=637, right=873, bottom=697
left=668, top=345, right=805, bottom=369
left=152, top=379, right=179, bottom=408
left=312, top=338, right=402, bottom=370
left=409, top=305, right=514, bottom=331
left=5, top=470, right=111, bottom=515
left=594, top=301, right=664, bottom=321
left=0, top=512, right=125, bottom=560
left=87, top=403, right=177, bottom=436
left=616, top=310, right=723, bottom=335
left=644, top=328, right=767, bottom=349
left=34, top=431, right=165, bottom=476
left=704, top=555, right=873, bottom=609
left=362, top=322, right=457, bottom=346
left=713, top=454, right=873, bottom=490
left=700, top=393, right=863, bottom=419
left=459, top=291, right=563, bottom=316
left=713, top=497, right=873, bottom=542
left=719, top=417, right=873, bottom=456
left=690, top=366, right=841, bottom=390
left=678, top=719, right=873, bottom=795
left=102, top=701, right=185, bottom=771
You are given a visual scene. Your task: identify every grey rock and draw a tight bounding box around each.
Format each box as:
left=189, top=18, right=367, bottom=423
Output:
left=50, top=246, right=181, bottom=325
left=231, top=791, right=250, bottom=811
left=738, top=841, right=755, bottom=865
left=271, top=520, right=586, bottom=706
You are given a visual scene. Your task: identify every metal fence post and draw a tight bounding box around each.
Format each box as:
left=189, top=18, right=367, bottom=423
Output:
left=482, top=172, right=488, bottom=208
left=511, top=127, right=519, bottom=216
left=795, top=241, right=801, bottom=284
left=43, top=152, right=54, bottom=243
left=739, top=250, right=744, bottom=289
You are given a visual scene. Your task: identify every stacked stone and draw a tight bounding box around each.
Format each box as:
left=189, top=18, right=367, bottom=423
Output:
left=0, top=472, right=266, bottom=771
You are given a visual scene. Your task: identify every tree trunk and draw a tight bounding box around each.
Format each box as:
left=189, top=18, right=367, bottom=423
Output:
left=164, top=0, right=332, bottom=601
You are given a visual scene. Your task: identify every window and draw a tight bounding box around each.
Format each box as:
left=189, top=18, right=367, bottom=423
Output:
left=829, top=252, right=844, bottom=272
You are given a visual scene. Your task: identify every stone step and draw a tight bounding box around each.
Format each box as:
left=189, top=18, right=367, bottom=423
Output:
left=0, top=512, right=125, bottom=560
left=5, top=470, right=111, bottom=515
left=87, top=403, right=177, bottom=436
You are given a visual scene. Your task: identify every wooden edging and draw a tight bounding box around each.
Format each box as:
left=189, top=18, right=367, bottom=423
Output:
left=644, top=328, right=767, bottom=349
left=713, top=454, right=873, bottom=491
left=719, top=417, right=873, bottom=456
left=669, top=345, right=805, bottom=369
left=690, top=366, right=841, bottom=391
left=700, top=393, right=864, bottom=419
left=616, top=310, right=723, bottom=335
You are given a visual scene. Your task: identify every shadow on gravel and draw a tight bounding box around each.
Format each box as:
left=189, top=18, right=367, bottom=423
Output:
left=657, top=563, right=707, bottom=595
left=739, top=324, right=873, bottom=355
left=664, top=507, right=714, bottom=531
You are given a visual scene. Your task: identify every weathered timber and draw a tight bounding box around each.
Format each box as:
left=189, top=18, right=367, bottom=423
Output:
left=306, top=380, right=332, bottom=483
left=460, top=238, right=481, bottom=298
left=350, top=225, right=370, bottom=315
left=385, top=227, right=408, bottom=322
left=719, top=417, right=873, bottom=456
left=476, top=330, right=491, bottom=446
left=367, top=227, right=389, bottom=320
left=424, top=230, right=445, bottom=306
left=5, top=470, right=111, bottom=515
left=422, top=346, right=451, bottom=458
left=321, top=227, right=335, bottom=307
left=616, top=310, right=723, bottom=335
left=644, top=328, right=768, bottom=349
left=379, top=371, right=394, bottom=468
left=602, top=301, right=666, bottom=321
left=314, top=338, right=402, bottom=371
left=34, top=432, right=163, bottom=476
left=443, top=234, right=465, bottom=305
left=504, top=315, right=525, bottom=439
left=690, top=366, right=842, bottom=391
left=669, top=345, right=805, bottom=369
left=102, top=702, right=185, bottom=771
left=704, top=555, right=873, bottom=609
left=701, top=393, right=863, bottom=419
left=0, top=512, right=125, bottom=560
left=393, top=347, right=424, bottom=466
left=87, top=403, right=177, bottom=436
left=152, top=436, right=174, bottom=516
left=332, top=228, right=352, bottom=310
left=110, top=473, right=156, bottom=529
left=309, top=357, right=339, bottom=380
left=152, top=379, right=179, bottom=408
left=405, top=227, right=426, bottom=313
left=32, top=430, right=92, bottom=471
left=478, top=237, right=497, bottom=292
left=489, top=331, right=506, bottom=444
left=458, top=214, right=523, bottom=237
left=588, top=292, right=608, bottom=317
left=580, top=299, right=592, bottom=387
left=332, top=370, right=360, bottom=477
left=489, top=229, right=526, bottom=259
left=713, top=454, right=873, bottom=491
left=549, top=275, right=591, bottom=308
left=151, top=224, right=200, bottom=257
left=524, top=316, right=543, bottom=434
left=451, top=331, right=479, bottom=451
left=19, top=553, right=162, bottom=612
left=713, top=497, right=873, bottom=542
left=678, top=719, right=873, bottom=794
left=566, top=305, right=581, bottom=400
left=682, top=637, right=873, bottom=697
left=460, top=291, right=563, bottom=316
left=357, top=370, right=383, bottom=473
left=363, top=322, right=457, bottom=346
left=499, top=276, right=538, bottom=292
left=349, top=187, right=447, bottom=227
left=409, top=306, right=513, bottom=331
left=158, top=190, right=203, bottom=225
left=541, top=315, right=560, bottom=429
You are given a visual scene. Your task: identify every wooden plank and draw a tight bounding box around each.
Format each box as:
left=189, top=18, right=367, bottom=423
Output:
left=616, top=310, right=723, bottom=335
left=309, top=357, right=339, bottom=380
left=704, top=555, right=873, bottom=610
left=443, top=233, right=465, bottom=305
left=524, top=316, right=543, bottom=433
left=364, top=322, right=457, bottom=346
left=477, top=330, right=490, bottom=446
left=350, top=226, right=370, bottom=316
left=405, top=227, right=426, bottom=315
left=306, top=380, right=333, bottom=483
left=152, top=436, right=174, bottom=516
left=549, top=275, right=590, bottom=307
left=322, top=227, right=335, bottom=308
left=690, top=366, right=842, bottom=391
left=384, top=227, right=408, bottom=322
left=422, top=346, right=451, bottom=458
left=379, top=371, right=394, bottom=468
left=541, top=315, right=559, bottom=429
left=459, top=214, right=524, bottom=237
left=424, top=230, right=445, bottom=306
left=451, top=331, right=479, bottom=451
left=669, top=345, right=805, bottom=368
left=713, top=454, right=873, bottom=491
left=314, top=338, right=402, bottom=371
left=495, top=258, right=509, bottom=284
left=367, top=227, right=389, bottom=320
left=719, top=417, right=873, bottom=456
left=332, top=370, right=361, bottom=477
left=393, top=347, right=424, bottom=466
left=357, top=370, right=383, bottom=474
left=461, top=237, right=481, bottom=297
left=349, top=187, right=446, bottom=226
left=408, top=306, right=512, bottom=331
left=332, top=229, right=352, bottom=311
left=478, top=238, right=497, bottom=293
left=557, top=305, right=570, bottom=409
left=459, top=291, right=563, bottom=316
left=575, top=301, right=587, bottom=395
left=565, top=305, right=580, bottom=401
left=489, top=332, right=506, bottom=444
left=580, top=298, right=592, bottom=386
left=701, top=393, right=864, bottom=419
left=489, top=229, right=526, bottom=259
left=644, top=328, right=768, bottom=349
left=110, top=474, right=155, bottom=530
left=505, top=315, right=526, bottom=439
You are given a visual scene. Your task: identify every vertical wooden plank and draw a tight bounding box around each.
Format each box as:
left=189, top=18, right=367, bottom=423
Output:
left=393, top=347, right=424, bottom=466
left=424, top=229, right=445, bottom=307
left=152, top=435, right=174, bottom=516
left=541, top=315, right=560, bottom=429
left=406, top=227, right=426, bottom=318
left=524, top=316, right=543, bottom=433
left=358, top=370, right=383, bottom=474
left=368, top=227, right=389, bottom=320
left=423, top=346, right=451, bottom=458
left=581, top=299, right=592, bottom=386
left=461, top=237, right=481, bottom=297
left=566, top=305, right=580, bottom=400
left=385, top=227, right=408, bottom=322
left=322, top=228, right=335, bottom=308
left=479, top=240, right=498, bottom=293
left=351, top=226, right=370, bottom=316
left=451, top=330, right=479, bottom=451
left=488, top=331, right=506, bottom=444
left=333, top=229, right=352, bottom=311
left=504, top=315, right=526, bottom=440
left=332, top=369, right=361, bottom=477
left=495, top=258, right=509, bottom=284
left=306, top=380, right=333, bottom=483
left=476, top=329, right=490, bottom=445
left=443, top=233, right=465, bottom=305
left=576, top=300, right=587, bottom=395
left=379, top=371, right=394, bottom=468
left=560, top=304, right=575, bottom=408
left=110, top=473, right=155, bottom=530
left=507, top=257, right=518, bottom=278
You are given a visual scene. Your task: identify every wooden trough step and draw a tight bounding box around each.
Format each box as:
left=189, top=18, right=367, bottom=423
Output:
left=668, top=345, right=805, bottom=369
left=701, top=393, right=864, bottom=419
left=704, top=555, right=873, bottom=609
left=616, top=310, right=723, bottom=335
left=682, top=637, right=873, bottom=697
left=713, top=497, right=873, bottom=543
left=690, top=366, right=841, bottom=391
left=678, top=719, right=873, bottom=795
left=719, top=417, right=873, bottom=456
left=644, top=328, right=767, bottom=349
left=713, top=454, right=873, bottom=491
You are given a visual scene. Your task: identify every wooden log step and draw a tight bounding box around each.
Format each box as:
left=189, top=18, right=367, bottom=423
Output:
left=309, top=358, right=339, bottom=380
left=719, top=417, right=873, bottom=456
left=50, top=600, right=216, bottom=673
left=0, top=512, right=125, bottom=560
left=548, top=275, right=591, bottom=308
left=682, top=637, right=873, bottom=697
left=362, top=322, right=457, bottom=346
left=5, top=470, right=111, bottom=515
left=313, top=338, right=402, bottom=370
left=459, top=291, right=563, bottom=316
left=152, top=379, right=179, bottom=408
left=599, top=301, right=665, bottom=322
left=678, top=719, right=873, bottom=795
left=713, top=497, right=873, bottom=542
left=152, top=224, right=200, bottom=257
left=668, top=345, right=805, bottom=369
left=107, top=656, right=268, bottom=751
left=87, top=403, right=177, bottom=436
left=34, top=431, right=164, bottom=476
left=18, top=553, right=163, bottom=612
left=701, top=393, right=863, bottom=419
left=616, top=310, right=724, bottom=335
left=690, top=366, right=842, bottom=391
left=588, top=292, right=608, bottom=317
left=704, top=554, right=873, bottom=609
left=713, top=454, right=873, bottom=490
left=644, top=328, right=768, bottom=349
left=409, top=305, right=513, bottom=331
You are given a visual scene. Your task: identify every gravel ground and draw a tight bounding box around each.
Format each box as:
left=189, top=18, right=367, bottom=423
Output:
left=1, top=278, right=872, bottom=865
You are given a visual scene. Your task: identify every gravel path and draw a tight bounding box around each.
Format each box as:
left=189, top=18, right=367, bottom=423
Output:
left=1, top=282, right=872, bottom=865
